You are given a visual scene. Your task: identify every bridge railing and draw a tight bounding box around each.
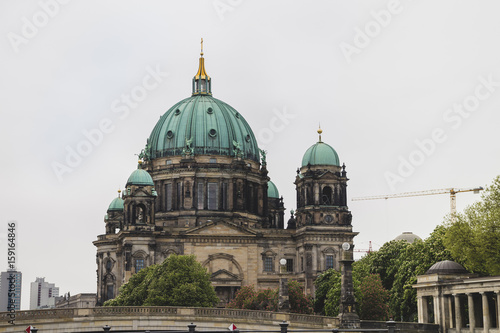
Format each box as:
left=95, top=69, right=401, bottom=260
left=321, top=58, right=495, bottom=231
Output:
left=27, top=320, right=398, bottom=333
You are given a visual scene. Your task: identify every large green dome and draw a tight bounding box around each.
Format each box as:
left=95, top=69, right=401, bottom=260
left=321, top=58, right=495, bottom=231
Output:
left=148, top=95, right=259, bottom=162
left=301, top=141, right=340, bottom=167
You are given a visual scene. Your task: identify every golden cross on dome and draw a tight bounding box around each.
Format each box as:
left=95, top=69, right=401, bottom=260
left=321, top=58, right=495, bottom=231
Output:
left=318, top=123, right=323, bottom=142
left=201, top=38, right=204, bottom=56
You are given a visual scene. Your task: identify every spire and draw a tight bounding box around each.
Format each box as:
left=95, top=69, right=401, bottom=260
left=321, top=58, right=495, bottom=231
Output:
left=317, top=124, right=323, bottom=143
left=192, top=38, right=212, bottom=96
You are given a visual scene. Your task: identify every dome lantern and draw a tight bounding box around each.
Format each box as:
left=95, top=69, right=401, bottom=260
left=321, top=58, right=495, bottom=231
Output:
left=192, top=38, right=212, bottom=96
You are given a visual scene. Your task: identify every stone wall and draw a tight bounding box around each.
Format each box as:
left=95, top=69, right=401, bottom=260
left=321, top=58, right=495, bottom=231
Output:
left=0, top=307, right=338, bottom=332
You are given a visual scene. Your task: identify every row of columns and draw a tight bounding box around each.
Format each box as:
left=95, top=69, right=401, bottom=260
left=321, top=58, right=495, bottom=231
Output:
left=419, top=291, right=500, bottom=333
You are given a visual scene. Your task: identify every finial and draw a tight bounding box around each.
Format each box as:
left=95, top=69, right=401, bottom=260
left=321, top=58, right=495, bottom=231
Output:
left=200, top=38, right=204, bottom=56
left=117, top=189, right=121, bottom=197
left=317, top=124, right=323, bottom=142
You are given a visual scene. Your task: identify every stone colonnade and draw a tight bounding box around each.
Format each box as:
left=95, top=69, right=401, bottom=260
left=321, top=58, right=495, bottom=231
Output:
left=414, top=274, right=500, bottom=333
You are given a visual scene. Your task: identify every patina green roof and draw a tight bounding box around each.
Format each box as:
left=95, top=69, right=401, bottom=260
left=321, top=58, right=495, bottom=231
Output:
left=301, top=141, right=340, bottom=167
left=268, top=181, right=280, bottom=198
left=126, top=168, right=154, bottom=187
left=107, top=197, right=124, bottom=212
left=148, top=95, right=260, bottom=162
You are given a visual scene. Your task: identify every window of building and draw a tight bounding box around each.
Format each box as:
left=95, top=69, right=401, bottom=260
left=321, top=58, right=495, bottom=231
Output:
left=166, top=160, right=172, bottom=165
left=326, top=255, right=334, bottom=270
left=264, top=257, right=273, bottom=272
left=286, top=258, right=294, bottom=273
left=105, top=260, right=112, bottom=271
left=209, top=158, right=217, bottom=164
left=222, top=183, right=228, bottom=210
left=197, top=183, right=204, bottom=209
left=301, top=256, right=304, bottom=271
left=106, top=285, right=114, bottom=300
left=208, top=182, right=218, bottom=210
left=165, top=183, right=172, bottom=211
left=177, top=182, right=182, bottom=209
left=135, top=258, right=144, bottom=273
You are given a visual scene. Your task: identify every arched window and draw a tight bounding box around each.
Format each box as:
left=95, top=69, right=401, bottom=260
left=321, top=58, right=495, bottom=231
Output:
left=322, top=186, right=332, bottom=205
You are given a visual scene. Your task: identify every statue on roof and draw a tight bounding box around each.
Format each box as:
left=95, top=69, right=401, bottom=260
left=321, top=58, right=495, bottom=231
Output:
left=259, top=149, right=267, bottom=166
left=182, top=137, right=194, bottom=156
left=233, top=140, right=242, bottom=158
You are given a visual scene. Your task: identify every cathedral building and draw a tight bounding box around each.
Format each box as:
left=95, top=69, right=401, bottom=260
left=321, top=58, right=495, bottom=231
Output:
left=93, top=47, right=358, bottom=306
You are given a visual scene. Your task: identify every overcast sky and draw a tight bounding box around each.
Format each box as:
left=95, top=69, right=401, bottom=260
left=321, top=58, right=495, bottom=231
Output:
left=2, top=1, right=500, bottom=310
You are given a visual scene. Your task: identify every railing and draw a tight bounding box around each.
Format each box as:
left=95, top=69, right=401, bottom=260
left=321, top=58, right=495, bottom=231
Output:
left=27, top=320, right=398, bottom=333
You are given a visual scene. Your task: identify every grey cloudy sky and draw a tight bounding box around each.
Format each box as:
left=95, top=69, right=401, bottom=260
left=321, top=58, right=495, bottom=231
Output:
left=2, top=0, right=500, bottom=309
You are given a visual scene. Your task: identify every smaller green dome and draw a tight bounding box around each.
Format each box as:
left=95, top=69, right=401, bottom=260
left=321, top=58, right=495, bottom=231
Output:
left=126, top=167, right=154, bottom=187
left=268, top=181, right=280, bottom=198
left=107, top=197, right=124, bottom=212
left=301, top=142, right=340, bottom=167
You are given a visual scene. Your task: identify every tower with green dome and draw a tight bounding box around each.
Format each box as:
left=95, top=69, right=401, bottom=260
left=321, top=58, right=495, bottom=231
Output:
left=94, top=45, right=357, bottom=305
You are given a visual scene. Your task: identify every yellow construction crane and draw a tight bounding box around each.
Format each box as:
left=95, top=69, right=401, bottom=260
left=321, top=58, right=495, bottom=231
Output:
left=352, top=187, right=483, bottom=223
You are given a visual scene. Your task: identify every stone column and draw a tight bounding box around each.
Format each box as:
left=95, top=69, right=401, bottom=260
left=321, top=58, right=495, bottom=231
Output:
left=418, top=296, right=428, bottom=323
left=468, top=293, right=476, bottom=333
left=481, top=292, right=490, bottom=333
left=455, top=294, right=462, bottom=333
left=434, top=295, right=440, bottom=325
left=449, top=296, right=454, bottom=329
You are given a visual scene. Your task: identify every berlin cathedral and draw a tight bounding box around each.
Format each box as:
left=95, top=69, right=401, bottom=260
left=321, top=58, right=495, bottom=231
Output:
left=94, top=46, right=358, bottom=306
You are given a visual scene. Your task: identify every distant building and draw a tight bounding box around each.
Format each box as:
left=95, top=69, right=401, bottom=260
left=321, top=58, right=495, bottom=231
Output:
left=29, top=277, right=59, bottom=309
left=55, top=293, right=96, bottom=308
left=0, top=270, right=22, bottom=311
left=394, top=231, right=422, bottom=244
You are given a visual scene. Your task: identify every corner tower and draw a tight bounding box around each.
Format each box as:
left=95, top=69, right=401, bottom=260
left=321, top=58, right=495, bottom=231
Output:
left=295, top=128, right=351, bottom=227
left=294, top=128, right=356, bottom=295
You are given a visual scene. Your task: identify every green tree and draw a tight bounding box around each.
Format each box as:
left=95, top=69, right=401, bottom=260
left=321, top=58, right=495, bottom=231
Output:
left=288, top=280, right=314, bottom=314
left=444, top=176, right=500, bottom=276
left=359, top=274, right=389, bottom=321
left=104, top=254, right=218, bottom=307
left=314, top=269, right=340, bottom=315
left=227, top=281, right=312, bottom=314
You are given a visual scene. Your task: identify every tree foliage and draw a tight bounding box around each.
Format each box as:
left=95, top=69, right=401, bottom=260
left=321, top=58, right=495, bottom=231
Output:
left=315, top=268, right=388, bottom=320
left=227, top=285, right=278, bottom=311
left=227, top=281, right=313, bottom=314
left=288, top=280, right=314, bottom=314
left=443, top=176, right=500, bottom=276
left=354, top=226, right=452, bottom=322
left=104, top=254, right=218, bottom=307
left=359, top=274, right=389, bottom=321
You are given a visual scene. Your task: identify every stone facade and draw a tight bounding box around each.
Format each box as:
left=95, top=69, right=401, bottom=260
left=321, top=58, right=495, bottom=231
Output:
left=93, top=52, right=358, bottom=306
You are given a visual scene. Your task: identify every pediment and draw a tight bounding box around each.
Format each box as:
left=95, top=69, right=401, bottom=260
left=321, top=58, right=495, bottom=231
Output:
left=211, top=269, right=241, bottom=280
left=316, top=170, right=340, bottom=179
left=183, top=220, right=257, bottom=236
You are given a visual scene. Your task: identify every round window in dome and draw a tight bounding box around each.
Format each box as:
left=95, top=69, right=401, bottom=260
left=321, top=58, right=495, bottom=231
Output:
left=166, top=130, right=174, bottom=139
left=207, top=107, right=213, bottom=114
left=208, top=129, right=217, bottom=138
left=174, top=109, right=181, bottom=116
left=245, top=134, right=251, bottom=142
left=235, top=112, right=240, bottom=119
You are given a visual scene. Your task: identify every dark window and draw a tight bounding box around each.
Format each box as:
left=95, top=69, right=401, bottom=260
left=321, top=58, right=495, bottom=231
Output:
left=326, top=255, right=334, bottom=270
left=286, top=259, right=294, bottom=273
left=264, top=257, right=273, bottom=272
left=222, top=183, right=228, bottom=210
left=165, top=184, right=172, bottom=211
left=197, top=183, right=204, bottom=209
left=322, top=186, right=332, bottom=205
left=105, top=260, right=112, bottom=271
left=301, top=257, right=304, bottom=271
left=106, top=285, right=114, bottom=300
left=208, top=183, right=218, bottom=210
left=177, top=182, right=182, bottom=209
left=135, top=259, right=144, bottom=273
